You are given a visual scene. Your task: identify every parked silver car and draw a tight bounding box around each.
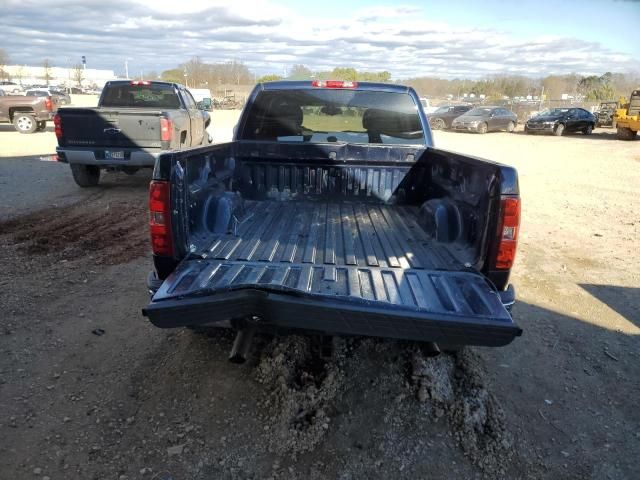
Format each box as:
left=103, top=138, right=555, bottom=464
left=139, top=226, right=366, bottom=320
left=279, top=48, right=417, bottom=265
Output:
left=451, top=106, right=517, bottom=134
left=25, top=88, right=71, bottom=105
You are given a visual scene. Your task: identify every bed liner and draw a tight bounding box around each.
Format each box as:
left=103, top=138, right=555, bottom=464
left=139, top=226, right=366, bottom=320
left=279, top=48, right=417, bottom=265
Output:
left=144, top=200, right=521, bottom=346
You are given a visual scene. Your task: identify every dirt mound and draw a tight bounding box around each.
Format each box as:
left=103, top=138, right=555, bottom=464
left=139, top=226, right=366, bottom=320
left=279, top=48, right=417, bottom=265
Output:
left=411, top=349, right=514, bottom=475
left=0, top=200, right=149, bottom=264
left=255, top=336, right=345, bottom=457
left=253, top=335, right=513, bottom=477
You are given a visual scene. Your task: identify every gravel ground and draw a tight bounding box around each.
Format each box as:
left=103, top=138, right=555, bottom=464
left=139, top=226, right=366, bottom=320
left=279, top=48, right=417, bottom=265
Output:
left=0, top=117, right=638, bottom=479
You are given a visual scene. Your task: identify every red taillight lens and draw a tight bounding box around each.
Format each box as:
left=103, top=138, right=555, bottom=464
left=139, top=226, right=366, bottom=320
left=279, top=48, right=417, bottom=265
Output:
left=53, top=114, right=63, bottom=138
left=311, top=80, right=358, bottom=89
left=45, top=96, right=53, bottom=111
left=149, top=180, right=174, bottom=256
left=494, top=196, right=521, bottom=269
left=131, top=80, right=150, bottom=86
left=160, top=117, right=172, bottom=142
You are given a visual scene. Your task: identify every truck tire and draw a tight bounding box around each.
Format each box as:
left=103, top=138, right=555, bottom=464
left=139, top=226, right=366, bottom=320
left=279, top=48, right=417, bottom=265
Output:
left=583, top=124, right=593, bottom=135
left=13, top=113, right=38, bottom=134
left=616, top=127, right=637, bottom=140
left=554, top=123, right=565, bottom=136
left=70, top=164, right=101, bottom=187
left=36, top=121, right=47, bottom=132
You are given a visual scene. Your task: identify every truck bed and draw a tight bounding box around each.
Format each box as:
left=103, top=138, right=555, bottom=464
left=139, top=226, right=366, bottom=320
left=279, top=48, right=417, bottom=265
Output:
left=146, top=200, right=520, bottom=346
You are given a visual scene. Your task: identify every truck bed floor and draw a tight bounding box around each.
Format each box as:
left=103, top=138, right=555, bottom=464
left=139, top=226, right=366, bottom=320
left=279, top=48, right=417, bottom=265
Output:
left=154, top=201, right=506, bottom=317
left=205, top=201, right=462, bottom=271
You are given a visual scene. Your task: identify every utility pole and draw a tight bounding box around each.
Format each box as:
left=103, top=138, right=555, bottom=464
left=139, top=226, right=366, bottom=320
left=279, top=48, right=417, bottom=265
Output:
left=539, top=86, right=545, bottom=111
left=124, top=60, right=129, bottom=79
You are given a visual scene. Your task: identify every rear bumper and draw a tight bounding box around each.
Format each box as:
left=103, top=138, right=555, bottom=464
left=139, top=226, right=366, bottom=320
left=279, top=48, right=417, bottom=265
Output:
left=56, top=146, right=163, bottom=166
left=36, top=112, right=56, bottom=121
left=143, top=283, right=521, bottom=347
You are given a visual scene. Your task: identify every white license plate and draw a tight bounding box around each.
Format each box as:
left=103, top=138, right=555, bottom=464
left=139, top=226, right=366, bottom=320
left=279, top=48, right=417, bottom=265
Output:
left=105, top=150, right=125, bottom=160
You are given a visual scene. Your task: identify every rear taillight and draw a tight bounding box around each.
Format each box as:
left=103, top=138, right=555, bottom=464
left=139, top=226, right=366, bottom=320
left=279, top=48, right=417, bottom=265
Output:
left=149, top=180, right=174, bottom=257
left=45, top=96, right=53, bottom=111
left=131, top=80, right=151, bottom=86
left=494, top=196, right=521, bottom=269
left=311, top=80, right=358, bottom=89
left=160, top=117, right=172, bottom=142
left=53, top=114, right=63, bottom=138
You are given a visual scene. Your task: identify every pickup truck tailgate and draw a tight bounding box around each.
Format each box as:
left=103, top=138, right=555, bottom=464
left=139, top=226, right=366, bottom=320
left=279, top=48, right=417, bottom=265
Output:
left=144, top=201, right=521, bottom=346
left=60, top=108, right=164, bottom=148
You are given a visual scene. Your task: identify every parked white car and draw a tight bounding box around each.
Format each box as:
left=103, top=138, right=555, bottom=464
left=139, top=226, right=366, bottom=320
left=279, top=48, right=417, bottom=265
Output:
left=0, top=81, right=24, bottom=94
left=419, top=97, right=438, bottom=114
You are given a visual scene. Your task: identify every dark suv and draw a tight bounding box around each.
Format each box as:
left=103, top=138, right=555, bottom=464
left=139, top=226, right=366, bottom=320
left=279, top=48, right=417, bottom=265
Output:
left=525, top=108, right=596, bottom=136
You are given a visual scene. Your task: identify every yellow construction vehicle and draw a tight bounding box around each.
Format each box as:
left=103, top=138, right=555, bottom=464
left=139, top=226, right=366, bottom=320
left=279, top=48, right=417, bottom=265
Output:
left=614, top=89, right=639, bottom=140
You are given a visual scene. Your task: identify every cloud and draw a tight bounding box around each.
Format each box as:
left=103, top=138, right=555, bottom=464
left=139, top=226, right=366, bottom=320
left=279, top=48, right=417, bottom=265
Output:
left=0, top=0, right=637, bottom=79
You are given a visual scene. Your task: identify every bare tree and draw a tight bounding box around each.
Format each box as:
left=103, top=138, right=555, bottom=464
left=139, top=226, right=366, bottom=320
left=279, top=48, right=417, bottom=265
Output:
left=0, top=48, right=9, bottom=80
left=183, top=57, right=207, bottom=87
left=288, top=64, right=312, bottom=80
left=72, top=64, right=84, bottom=87
left=43, top=58, right=52, bottom=86
left=14, top=65, right=24, bottom=86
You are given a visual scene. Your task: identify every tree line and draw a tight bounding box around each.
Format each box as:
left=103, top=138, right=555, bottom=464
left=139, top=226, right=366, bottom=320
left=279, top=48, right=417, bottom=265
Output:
left=163, top=57, right=636, bottom=102
left=256, top=65, right=392, bottom=83
left=158, top=59, right=392, bottom=88
left=2, top=49, right=636, bottom=101
left=404, top=72, right=638, bottom=101
left=159, top=57, right=254, bottom=87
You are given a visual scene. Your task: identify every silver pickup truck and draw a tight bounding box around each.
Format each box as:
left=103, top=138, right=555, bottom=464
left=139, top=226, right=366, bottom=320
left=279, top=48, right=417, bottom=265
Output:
left=54, top=80, right=211, bottom=187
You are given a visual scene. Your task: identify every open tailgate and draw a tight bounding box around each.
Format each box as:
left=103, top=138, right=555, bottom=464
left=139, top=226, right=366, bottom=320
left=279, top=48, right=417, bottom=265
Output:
left=143, top=257, right=521, bottom=347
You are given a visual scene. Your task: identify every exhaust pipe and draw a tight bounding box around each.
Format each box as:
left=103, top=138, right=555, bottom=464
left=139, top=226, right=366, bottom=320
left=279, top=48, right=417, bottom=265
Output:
left=421, top=342, right=441, bottom=357
left=228, top=327, right=256, bottom=364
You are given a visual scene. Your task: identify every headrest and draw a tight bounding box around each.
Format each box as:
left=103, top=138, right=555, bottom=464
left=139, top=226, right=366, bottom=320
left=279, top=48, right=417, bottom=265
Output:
left=362, top=108, right=421, bottom=134
left=266, top=103, right=303, bottom=127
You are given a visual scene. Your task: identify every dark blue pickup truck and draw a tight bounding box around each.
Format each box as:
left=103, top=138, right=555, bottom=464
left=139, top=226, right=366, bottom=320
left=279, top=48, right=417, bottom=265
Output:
left=142, top=80, right=521, bottom=361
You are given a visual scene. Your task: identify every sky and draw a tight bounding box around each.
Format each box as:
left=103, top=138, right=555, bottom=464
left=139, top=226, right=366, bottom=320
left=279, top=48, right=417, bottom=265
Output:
left=1, top=0, right=638, bottom=79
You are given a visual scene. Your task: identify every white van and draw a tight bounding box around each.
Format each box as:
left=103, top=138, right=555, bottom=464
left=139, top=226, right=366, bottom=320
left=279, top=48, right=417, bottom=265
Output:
left=188, top=88, right=213, bottom=111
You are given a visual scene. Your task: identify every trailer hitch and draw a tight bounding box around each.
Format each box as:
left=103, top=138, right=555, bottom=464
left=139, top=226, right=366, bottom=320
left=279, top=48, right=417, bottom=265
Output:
left=228, top=316, right=260, bottom=364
